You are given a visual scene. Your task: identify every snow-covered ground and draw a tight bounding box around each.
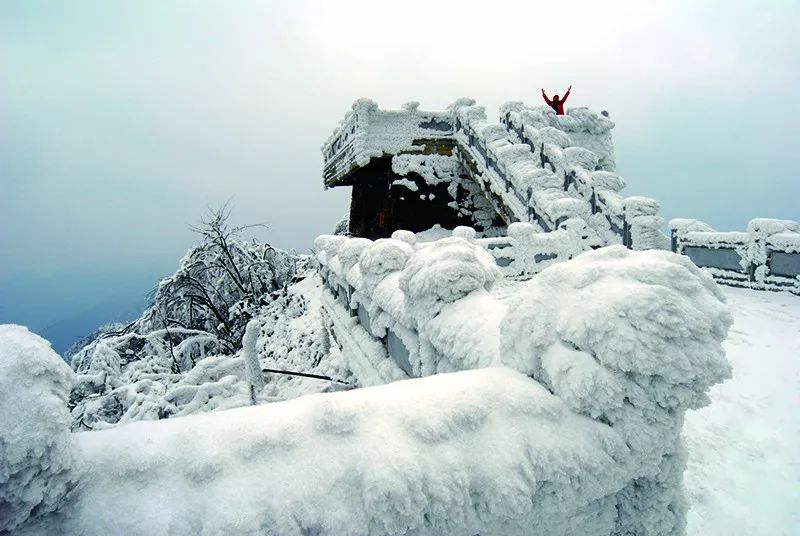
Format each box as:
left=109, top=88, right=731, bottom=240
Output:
left=684, top=287, right=800, bottom=535
left=1, top=279, right=797, bottom=534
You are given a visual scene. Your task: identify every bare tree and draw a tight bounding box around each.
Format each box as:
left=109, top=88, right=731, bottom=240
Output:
left=137, top=203, right=296, bottom=352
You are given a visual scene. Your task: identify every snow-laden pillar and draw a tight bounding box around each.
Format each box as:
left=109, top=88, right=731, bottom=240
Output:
left=241, top=319, right=265, bottom=404
left=500, top=245, right=732, bottom=535
left=0, top=325, right=78, bottom=533
left=624, top=196, right=670, bottom=250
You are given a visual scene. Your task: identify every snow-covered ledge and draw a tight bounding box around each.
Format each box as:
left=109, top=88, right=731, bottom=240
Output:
left=315, top=233, right=732, bottom=535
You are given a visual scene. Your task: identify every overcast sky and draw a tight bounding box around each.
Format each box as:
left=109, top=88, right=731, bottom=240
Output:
left=1, top=0, right=798, bottom=347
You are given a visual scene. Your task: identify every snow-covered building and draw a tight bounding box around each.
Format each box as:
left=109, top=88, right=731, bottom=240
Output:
left=322, top=98, right=669, bottom=253
left=322, top=98, right=799, bottom=295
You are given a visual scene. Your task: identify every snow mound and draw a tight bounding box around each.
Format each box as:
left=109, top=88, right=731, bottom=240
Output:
left=358, top=238, right=414, bottom=288
left=399, top=236, right=500, bottom=312
left=0, top=325, right=77, bottom=533
left=29, top=368, right=632, bottom=536
left=502, top=245, right=731, bottom=396
left=337, top=237, right=373, bottom=272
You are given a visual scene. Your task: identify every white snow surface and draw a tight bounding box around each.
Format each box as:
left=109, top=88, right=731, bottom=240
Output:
left=2, top=282, right=798, bottom=535
left=683, top=287, right=800, bottom=535
left=24, top=367, right=632, bottom=536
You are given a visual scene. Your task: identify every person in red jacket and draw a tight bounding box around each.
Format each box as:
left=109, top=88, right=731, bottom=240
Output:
left=541, top=85, right=571, bottom=115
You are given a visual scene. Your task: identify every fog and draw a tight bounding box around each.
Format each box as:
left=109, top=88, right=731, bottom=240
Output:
left=1, top=0, right=798, bottom=350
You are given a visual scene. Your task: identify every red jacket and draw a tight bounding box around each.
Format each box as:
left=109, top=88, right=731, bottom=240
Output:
left=542, top=88, right=571, bottom=115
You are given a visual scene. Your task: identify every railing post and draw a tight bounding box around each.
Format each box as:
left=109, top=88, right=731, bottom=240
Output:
left=564, top=170, right=575, bottom=191
left=623, top=216, right=631, bottom=248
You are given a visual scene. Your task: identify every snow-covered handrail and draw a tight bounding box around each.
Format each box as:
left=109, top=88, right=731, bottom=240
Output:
left=670, top=218, right=800, bottom=294
left=474, top=222, right=604, bottom=278
left=450, top=100, right=593, bottom=233
left=500, top=102, right=669, bottom=250
left=313, top=233, right=732, bottom=535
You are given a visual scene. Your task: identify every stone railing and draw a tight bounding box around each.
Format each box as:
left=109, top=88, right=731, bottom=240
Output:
left=474, top=223, right=602, bottom=278
left=501, top=102, right=669, bottom=250
left=452, top=100, right=592, bottom=233
left=313, top=232, right=732, bottom=536
left=670, top=218, right=800, bottom=294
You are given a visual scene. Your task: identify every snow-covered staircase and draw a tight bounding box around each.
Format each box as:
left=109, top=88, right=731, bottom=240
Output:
left=500, top=101, right=668, bottom=250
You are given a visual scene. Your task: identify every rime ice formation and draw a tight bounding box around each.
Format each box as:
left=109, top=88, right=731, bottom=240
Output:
left=6, top=96, right=795, bottom=535
left=671, top=217, right=800, bottom=294
left=315, top=231, right=732, bottom=535
left=323, top=98, right=797, bottom=291
left=17, top=368, right=636, bottom=536
left=6, top=242, right=733, bottom=536
left=0, top=326, right=78, bottom=534
left=323, top=97, right=670, bottom=258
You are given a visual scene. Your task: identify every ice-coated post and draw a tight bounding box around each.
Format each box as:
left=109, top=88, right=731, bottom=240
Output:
left=242, top=319, right=265, bottom=405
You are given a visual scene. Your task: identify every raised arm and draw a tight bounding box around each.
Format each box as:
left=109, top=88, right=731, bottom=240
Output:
left=541, top=88, right=552, bottom=105
left=562, top=85, right=572, bottom=102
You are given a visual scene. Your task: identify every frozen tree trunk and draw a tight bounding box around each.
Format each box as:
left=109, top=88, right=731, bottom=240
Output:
left=241, top=319, right=265, bottom=405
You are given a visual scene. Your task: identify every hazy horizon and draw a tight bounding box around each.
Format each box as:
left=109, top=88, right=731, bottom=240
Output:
left=2, top=0, right=798, bottom=351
